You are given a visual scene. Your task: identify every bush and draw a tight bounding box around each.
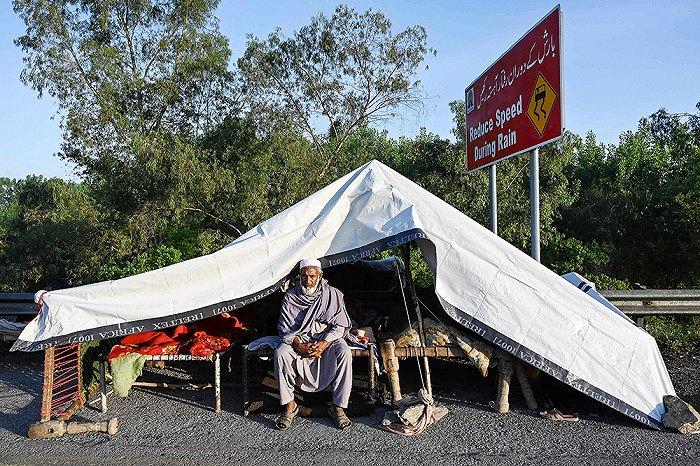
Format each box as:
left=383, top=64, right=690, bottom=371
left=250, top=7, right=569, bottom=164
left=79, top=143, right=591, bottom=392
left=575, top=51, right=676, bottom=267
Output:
left=644, top=316, right=700, bottom=348
left=98, top=245, right=183, bottom=281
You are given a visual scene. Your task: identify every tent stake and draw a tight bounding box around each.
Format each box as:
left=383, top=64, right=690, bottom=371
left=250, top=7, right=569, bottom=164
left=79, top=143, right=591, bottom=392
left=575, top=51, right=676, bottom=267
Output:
left=368, top=345, right=376, bottom=398
left=242, top=345, right=250, bottom=416
left=214, top=353, right=221, bottom=413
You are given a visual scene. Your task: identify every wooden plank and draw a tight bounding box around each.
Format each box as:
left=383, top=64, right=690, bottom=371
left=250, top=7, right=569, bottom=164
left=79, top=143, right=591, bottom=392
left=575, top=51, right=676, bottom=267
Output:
left=40, top=347, right=55, bottom=421
left=393, top=345, right=468, bottom=359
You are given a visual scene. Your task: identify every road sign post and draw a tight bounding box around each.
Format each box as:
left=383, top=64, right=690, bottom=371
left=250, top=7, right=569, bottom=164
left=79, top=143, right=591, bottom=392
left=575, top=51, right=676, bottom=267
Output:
left=530, top=147, right=540, bottom=261
left=465, top=5, right=563, bottom=260
left=489, top=165, right=497, bottom=234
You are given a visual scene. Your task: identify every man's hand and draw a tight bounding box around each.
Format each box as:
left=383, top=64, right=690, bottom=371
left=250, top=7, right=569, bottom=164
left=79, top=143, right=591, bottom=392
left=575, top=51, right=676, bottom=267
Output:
left=291, top=338, right=315, bottom=358
left=308, top=340, right=331, bottom=358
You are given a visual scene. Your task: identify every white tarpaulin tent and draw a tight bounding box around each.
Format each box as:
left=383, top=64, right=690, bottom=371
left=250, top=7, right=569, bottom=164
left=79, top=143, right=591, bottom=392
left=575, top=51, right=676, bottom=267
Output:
left=13, top=160, right=674, bottom=428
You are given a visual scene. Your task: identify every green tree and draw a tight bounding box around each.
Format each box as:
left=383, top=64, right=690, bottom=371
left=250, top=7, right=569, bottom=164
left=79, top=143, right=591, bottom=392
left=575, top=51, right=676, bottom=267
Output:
left=0, top=176, right=104, bottom=291
left=238, top=5, right=434, bottom=181
left=557, top=102, right=700, bottom=288
left=12, top=0, right=251, bottom=280
left=0, top=178, right=20, bottom=241
left=13, top=0, right=236, bottom=212
left=194, top=113, right=395, bottom=233
left=383, top=102, right=583, bottom=274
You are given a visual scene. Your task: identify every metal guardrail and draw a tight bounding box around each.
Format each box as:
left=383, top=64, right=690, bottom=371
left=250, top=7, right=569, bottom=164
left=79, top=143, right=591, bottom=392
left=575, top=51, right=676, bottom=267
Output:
left=0, top=293, right=36, bottom=318
left=0, top=293, right=34, bottom=342
left=600, top=289, right=700, bottom=316
left=2, top=289, right=699, bottom=321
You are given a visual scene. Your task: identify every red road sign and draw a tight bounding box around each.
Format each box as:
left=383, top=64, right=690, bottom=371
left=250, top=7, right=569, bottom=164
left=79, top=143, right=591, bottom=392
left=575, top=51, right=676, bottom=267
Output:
left=466, top=5, right=563, bottom=172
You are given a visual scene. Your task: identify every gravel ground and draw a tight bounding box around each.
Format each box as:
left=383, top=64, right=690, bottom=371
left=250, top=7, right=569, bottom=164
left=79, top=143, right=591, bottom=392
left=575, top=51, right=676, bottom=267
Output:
left=1, top=346, right=699, bottom=466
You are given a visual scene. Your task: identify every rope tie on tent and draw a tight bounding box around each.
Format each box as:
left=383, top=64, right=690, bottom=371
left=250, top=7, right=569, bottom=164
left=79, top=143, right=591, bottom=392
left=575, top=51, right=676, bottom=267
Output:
left=381, top=259, right=445, bottom=436
left=417, top=297, right=447, bottom=327
left=394, top=260, right=427, bottom=392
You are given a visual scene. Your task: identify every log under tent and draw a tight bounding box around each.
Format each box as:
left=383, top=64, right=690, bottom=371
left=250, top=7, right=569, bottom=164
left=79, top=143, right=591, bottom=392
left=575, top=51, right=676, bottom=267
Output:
left=14, top=160, right=675, bottom=429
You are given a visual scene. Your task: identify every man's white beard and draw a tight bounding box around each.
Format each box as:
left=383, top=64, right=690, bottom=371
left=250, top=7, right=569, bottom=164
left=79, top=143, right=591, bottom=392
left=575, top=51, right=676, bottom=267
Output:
left=301, top=282, right=319, bottom=296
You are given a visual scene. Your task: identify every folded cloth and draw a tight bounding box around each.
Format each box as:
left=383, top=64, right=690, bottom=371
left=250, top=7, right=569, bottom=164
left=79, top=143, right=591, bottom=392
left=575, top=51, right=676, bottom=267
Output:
left=107, top=341, right=179, bottom=360
left=345, top=331, right=371, bottom=349
left=381, top=389, right=448, bottom=436
left=171, top=324, right=190, bottom=340
left=121, top=331, right=176, bottom=347
left=108, top=322, right=237, bottom=360
left=187, top=331, right=230, bottom=357
left=110, top=353, right=148, bottom=397
left=247, top=336, right=283, bottom=351
left=422, top=318, right=492, bottom=377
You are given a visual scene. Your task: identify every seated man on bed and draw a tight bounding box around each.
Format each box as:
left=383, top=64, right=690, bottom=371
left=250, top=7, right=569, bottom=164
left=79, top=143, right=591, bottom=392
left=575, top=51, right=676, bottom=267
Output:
left=274, top=258, right=353, bottom=430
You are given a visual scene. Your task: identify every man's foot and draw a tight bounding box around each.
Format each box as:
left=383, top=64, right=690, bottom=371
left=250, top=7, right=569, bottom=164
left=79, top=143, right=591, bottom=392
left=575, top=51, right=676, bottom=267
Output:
left=276, top=401, right=300, bottom=430
left=328, top=404, right=352, bottom=430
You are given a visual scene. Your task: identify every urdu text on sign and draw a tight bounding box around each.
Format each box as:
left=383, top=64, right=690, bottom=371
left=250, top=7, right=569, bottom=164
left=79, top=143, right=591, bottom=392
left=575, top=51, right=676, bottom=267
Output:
left=465, top=5, right=563, bottom=172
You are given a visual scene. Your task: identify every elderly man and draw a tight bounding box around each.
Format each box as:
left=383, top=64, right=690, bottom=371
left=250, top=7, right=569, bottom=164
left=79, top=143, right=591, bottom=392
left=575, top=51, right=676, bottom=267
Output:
left=274, top=258, right=353, bottom=430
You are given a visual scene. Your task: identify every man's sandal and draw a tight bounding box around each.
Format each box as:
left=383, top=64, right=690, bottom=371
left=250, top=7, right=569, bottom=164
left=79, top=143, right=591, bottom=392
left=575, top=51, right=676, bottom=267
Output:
left=539, top=408, right=579, bottom=422
left=275, top=405, right=300, bottom=430
left=328, top=405, right=352, bottom=430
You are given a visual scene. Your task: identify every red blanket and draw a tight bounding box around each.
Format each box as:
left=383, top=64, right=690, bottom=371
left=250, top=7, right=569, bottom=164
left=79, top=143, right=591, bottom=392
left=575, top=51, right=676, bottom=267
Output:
left=107, top=313, right=249, bottom=361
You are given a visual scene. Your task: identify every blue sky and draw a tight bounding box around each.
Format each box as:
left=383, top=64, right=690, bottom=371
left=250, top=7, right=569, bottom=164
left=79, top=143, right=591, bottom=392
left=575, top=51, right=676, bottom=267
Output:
left=1, top=1, right=698, bottom=180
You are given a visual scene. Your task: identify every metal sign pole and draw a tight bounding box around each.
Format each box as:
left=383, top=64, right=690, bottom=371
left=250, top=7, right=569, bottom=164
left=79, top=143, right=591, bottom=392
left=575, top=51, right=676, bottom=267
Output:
left=489, top=165, right=498, bottom=234
left=465, top=6, right=561, bottom=257
left=530, top=148, right=540, bottom=261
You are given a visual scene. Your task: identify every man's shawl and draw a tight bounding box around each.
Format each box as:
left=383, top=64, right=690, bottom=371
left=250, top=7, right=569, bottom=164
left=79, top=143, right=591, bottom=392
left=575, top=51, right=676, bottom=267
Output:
left=278, top=279, right=351, bottom=344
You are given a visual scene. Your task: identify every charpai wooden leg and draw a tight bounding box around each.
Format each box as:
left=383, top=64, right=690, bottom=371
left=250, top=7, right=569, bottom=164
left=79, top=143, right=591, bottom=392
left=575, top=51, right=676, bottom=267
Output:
left=495, top=354, right=513, bottom=413
left=242, top=345, right=250, bottom=416
left=515, top=361, right=538, bottom=411
left=214, top=353, right=221, bottom=413
left=40, top=347, right=55, bottom=422
left=493, top=352, right=539, bottom=413
left=368, top=345, right=376, bottom=399
left=381, top=339, right=402, bottom=404
left=99, top=360, right=108, bottom=414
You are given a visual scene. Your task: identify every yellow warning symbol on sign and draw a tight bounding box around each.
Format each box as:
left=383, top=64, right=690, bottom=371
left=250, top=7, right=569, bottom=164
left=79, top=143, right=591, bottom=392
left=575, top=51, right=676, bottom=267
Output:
left=526, top=73, right=557, bottom=136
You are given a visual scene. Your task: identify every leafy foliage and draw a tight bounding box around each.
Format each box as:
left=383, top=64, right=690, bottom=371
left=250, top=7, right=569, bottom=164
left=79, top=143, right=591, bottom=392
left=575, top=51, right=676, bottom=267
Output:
left=98, top=245, right=183, bottom=280
left=558, top=107, right=700, bottom=288
left=13, top=0, right=236, bottom=214
left=644, top=316, right=700, bottom=348
left=238, top=5, right=434, bottom=181
left=0, top=176, right=104, bottom=291
left=5, top=0, right=700, bottom=351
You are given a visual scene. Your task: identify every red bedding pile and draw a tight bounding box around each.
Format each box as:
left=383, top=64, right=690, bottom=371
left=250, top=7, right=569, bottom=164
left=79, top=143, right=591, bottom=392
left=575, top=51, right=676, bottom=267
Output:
left=108, top=312, right=251, bottom=360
